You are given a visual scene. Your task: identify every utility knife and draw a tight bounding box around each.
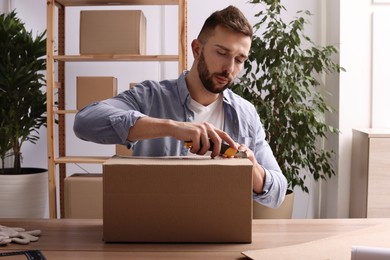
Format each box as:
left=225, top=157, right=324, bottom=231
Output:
left=184, top=140, right=247, bottom=158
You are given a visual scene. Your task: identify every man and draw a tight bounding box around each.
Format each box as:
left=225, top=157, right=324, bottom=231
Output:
left=74, top=5, right=287, bottom=208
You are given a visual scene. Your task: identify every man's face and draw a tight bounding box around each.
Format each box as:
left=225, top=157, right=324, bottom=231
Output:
left=196, top=25, right=251, bottom=94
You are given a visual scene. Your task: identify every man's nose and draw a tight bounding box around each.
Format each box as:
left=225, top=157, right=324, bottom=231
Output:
left=222, top=58, right=235, bottom=74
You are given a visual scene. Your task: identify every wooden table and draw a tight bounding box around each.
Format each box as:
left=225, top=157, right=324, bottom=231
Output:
left=0, top=218, right=389, bottom=259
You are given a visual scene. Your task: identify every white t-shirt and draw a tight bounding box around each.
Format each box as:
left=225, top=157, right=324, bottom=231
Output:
left=188, top=94, right=224, bottom=129
left=187, top=95, right=224, bottom=156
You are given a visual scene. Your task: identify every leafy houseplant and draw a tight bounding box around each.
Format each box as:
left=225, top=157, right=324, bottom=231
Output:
left=0, top=10, right=47, bottom=173
left=232, top=0, right=344, bottom=193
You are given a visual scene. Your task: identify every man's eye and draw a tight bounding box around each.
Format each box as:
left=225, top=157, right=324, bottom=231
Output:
left=217, top=51, right=226, bottom=56
left=235, top=58, right=244, bottom=64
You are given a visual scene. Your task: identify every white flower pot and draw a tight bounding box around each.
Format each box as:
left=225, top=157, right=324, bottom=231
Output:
left=0, top=168, right=48, bottom=218
left=253, top=189, right=294, bottom=219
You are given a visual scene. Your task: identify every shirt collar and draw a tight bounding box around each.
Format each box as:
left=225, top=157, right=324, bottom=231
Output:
left=177, top=71, right=191, bottom=106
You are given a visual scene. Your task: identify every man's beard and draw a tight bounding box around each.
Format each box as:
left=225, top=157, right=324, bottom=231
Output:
left=197, top=51, right=232, bottom=94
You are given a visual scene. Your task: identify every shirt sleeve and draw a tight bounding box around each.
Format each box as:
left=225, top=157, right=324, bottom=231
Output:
left=251, top=112, right=288, bottom=208
left=73, top=97, right=146, bottom=146
left=252, top=168, right=287, bottom=208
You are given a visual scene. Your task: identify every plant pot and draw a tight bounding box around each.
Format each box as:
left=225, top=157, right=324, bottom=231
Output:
left=0, top=168, right=48, bottom=218
left=253, top=189, right=294, bottom=219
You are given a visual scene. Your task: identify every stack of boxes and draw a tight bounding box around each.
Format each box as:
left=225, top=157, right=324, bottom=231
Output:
left=65, top=10, right=146, bottom=218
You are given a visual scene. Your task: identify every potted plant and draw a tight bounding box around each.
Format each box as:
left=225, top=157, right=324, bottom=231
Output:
left=0, top=10, right=48, bottom=218
left=232, top=0, right=344, bottom=218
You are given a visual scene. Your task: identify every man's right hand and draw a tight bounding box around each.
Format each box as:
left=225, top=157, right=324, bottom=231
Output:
left=127, top=117, right=238, bottom=158
left=172, top=121, right=237, bottom=158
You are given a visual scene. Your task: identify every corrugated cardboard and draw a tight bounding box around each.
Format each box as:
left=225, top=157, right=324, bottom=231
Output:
left=76, top=76, right=117, bottom=110
left=115, top=144, right=133, bottom=157
left=64, top=174, right=102, bottom=219
left=103, top=157, right=253, bottom=243
left=242, top=223, right=390, bottom=260
left=80, top=10, right=146, bottom=55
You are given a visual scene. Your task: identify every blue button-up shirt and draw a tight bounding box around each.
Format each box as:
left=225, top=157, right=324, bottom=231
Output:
left=74, top=71, right=287, bottom=208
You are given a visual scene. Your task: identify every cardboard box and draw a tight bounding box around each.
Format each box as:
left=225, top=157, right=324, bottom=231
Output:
left=115, top=144, right=133, bottom=157
left=80, top=10, right=146, bottom=55
left=76, top=76, right=117, bottom=110
left=129, top=82, right=137, bottom=89
left=64, top=174, right=103, bottom=219
left=103, top=157, right=253, bottom=243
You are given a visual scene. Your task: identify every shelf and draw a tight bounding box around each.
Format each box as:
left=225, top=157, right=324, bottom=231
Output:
left=46, top=0, right=187, bottom=219
left=56, top=110, right=78, bottom=114
left=55, top=156, right=112, bottom=164
left=54, top=54, right=179, bottom=62
left=56, top=0, right=178, bottom=6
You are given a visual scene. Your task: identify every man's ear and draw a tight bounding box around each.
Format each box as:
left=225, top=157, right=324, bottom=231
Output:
left=191, top=39, right=202, bottom=60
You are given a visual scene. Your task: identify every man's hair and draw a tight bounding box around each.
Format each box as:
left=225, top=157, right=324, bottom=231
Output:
left=197, top=5, right=253, bottom=42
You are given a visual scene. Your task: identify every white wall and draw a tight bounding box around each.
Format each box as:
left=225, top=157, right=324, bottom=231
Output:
left=320, top=0, right=341, bottom=218
left=0, top=1, right=8, bottom=13
left=333, top=0, right=390, bottom=218
left=0, top=0, right=12, bottom=171
left=11, top=0, right=389, bottom=219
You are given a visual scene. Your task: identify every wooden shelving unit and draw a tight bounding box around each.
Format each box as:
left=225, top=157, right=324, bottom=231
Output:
left=46, top=0, right=187, bottom=218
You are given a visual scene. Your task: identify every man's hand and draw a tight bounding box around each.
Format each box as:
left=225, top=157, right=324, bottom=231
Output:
left=173, top=121, right=238, bottom=158
left=236, top=144, right=266, bottom=194
left=127, top=117, right=238, bottom=158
